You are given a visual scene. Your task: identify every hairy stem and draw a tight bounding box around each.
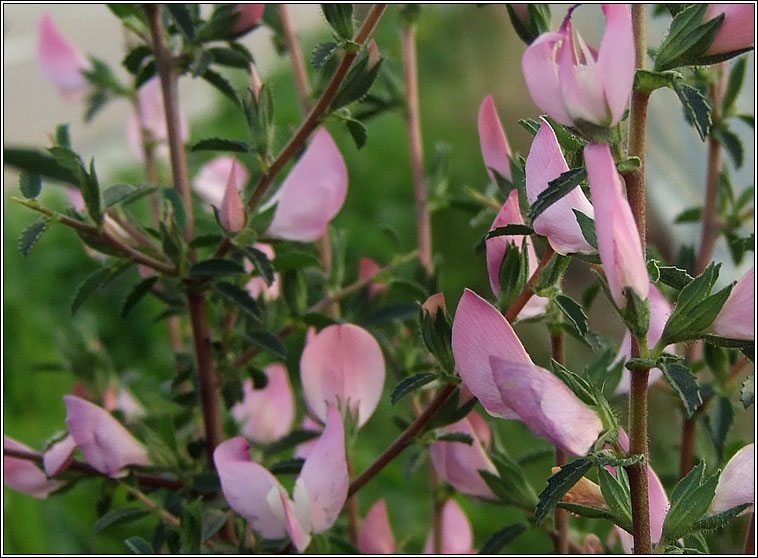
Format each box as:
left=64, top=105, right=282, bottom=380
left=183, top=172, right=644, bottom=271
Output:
left=551, top=330, right=569, bottom=554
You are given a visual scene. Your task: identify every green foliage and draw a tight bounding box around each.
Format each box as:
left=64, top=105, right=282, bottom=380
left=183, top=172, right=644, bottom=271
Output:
left=478, top=523, right=526, bottom=554
left=124, top=537, right=154, bottom=554
left=165, top=4, right=195, bottom=40
left=20, top=172, right=42, bottom=199
left=505, top=4, right=551, bottom=45
left=705, top=395, right=735, bottom=462
left=623, top=288, right=650, bottom=339
left=245, top=331, right=286, bottom=360
left=661, top=461, right=722, bottom=543
left=390, top=372, right=437, bottom=405
left=674, top=81, right=713, bottom=141
left=18, top=218, right=50, bottom=256
left=93, top=507, right=149, bottom=533
left=190, top=137, right=250, bottom=153
left=189, top=259, right=245, bottom=277
left=535, top=457, right=593, bottom=525
left=121, top=276, right=159, bottom=317
left=214, top=281, right=261, bottom=321
left=330, top=53, right=383, bottom=110
left=321, top=4, right=354, bottom=41
left=419, top=304, right=454, bottom=373
left=480, top=450, right=539, bottom=510
left=528, top=167, right=587, bottom=223
left=662, top=362, right=703, bottom=417
left=597, top=466, right=634, bottom=533
left=654, top=4, right=724, bottom=71
left=496, top=240, right=529, bottom=312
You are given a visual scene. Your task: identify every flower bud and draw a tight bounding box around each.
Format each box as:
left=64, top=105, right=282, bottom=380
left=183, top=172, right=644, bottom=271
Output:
left=709, top=443, right=754, bottom=515
left=704, top=4, right=755, bottom=56
left=231, top=4, right=265, bottom=35
left=219, top=159, right=246, bottom=233
left=36, top=14, right=90, bottom=101
left=193, top=156, right=250, bottom=207
left=709, top=266, right=754, bottom=340
left=358, top=499, right=396, bottom=554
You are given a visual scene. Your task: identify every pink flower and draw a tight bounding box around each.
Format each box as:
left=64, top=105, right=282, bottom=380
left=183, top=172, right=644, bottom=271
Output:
left=294, top=416, right=323, bottom=460
left=422, top=499, right=476, bottom=554
left=300, top=324, right=385, bottom=427
left=266, top=128, right=348, bottom=242
left=219, top=159, right=246, bottom=233
left=214, top=405, right=348, bottom=552
left=704, top=5, right=755, bottom=56
left=42, top=434, right=76, bottom=477
left=358, top=499, right=396, bottom=554
left=709, top=266, right=754, bottom=340
left=36, top=14, right=90, bottom=101
left=452, top=289, right=603, bottom=455
left=358, top=257, right=387, bottom=298
left=522, top=5, right=634, bottom=128
left=478, top=95, right=512, bottom=181
left=585, top=142, right=649, bottom=307
left=428, top=411, right=498, bottom=499
left=231, top=4, right=266, bottom=35
left=245, top=243, right=280, bottom=301
left=709, top=443, right=754, bottom=515
left=525, top=118, right=595, bottom=255
left=63, top=395, right=150, bottom=477
left=486, top=190, right=549, bottom=319
left=231, top=363, right=295, bottom=444
left=193, top=156, right=250, bottom=207
left=4, top=435, right=64, bottom=498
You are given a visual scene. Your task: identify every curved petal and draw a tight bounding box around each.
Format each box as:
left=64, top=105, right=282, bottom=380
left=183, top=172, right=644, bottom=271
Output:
left=704, top=4, right=755, bottom=55
left=231, top=363, right=295, bottom=444
left=300, top=324, right=385, bottom=427
left=451, top=288, right=531, bottom=419
left=63, top=395, right=150, bottom=477
left=557, top=32, right=609, bottom=126
left=298, top=405, right=348, bottom=533
left=267, top=128, right=348, bottom=241
left=273, top=482, right=312, bottom=552
left=486, top=190, right=525, bottom=297
left=597, top=5, right=635, bottom=126
left=193, top=156, right=250, bottom=207
left=710, top=443, right=754, bottom=515
left=4, top=435, right=64, bottom=498
left=42, top=434, right=76, bottom=477
left=213, top=436, right=286, bottom=539
left=423, top=499, right=475, bottom=554
left=491, top=358, right=603, bottom=456
left=709, top=266, right=754, bottom=340
left=294, top=416, right=323, bottom=460
left=478, top=95, right=512, bottom=181
left=522, top=31, right=573, bottom=126
left=220, top=159, right=246, bottom=232
left=358, top=499, right=396, bottom=554
left=36, top=14, right=89, bottom=100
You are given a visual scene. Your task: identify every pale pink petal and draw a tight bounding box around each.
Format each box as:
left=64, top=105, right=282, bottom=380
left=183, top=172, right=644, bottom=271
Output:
left=557, top=33, right=609, bottom=126
left=267, top=128, right=348, bottom=242
left=42, top=434, right=76, bottom=477
left=298, top=405, right=348, bottom=533
left=358, top=499, right=396, bottom=554
left=232, top=4, right=266, bottom=34
left=4, top=436, right=63, bottom=498
left=526, top=118, right=595, bottom=255
left=491, top=358, right=603, bottom=456
left=709, top=443, right=754, bottom=515
left=220, top=160, right=246, bottom=232
left=36, top=14, right=89, bottom=101
left=451, top=288, right=530, bottom=419
left=245, top=243, right=280, bottom=301
left=367, top=39, right=381, bottom=70
left=294, top=416, right=323, bottom=460
left=278, top=485, right=312, bottom=552
left=597, top=5, right=635, bottom=126
left=359, top=257, right=386, bottom=298
left=193, top=156, right=250, bottom=207
left=423, top=499, right=475, bottom=554
left=709, top=267, right=754, bottom=340
left=522, top=31, right=573, bottom=126
left=428, top=412, right=498, bottom=499
left=422, top=292, right=447, bottom=317
left=585, top=143, right=648, bottom=307
left=300, top=324, right=385, bottom=427
left=231, top=363, right=295, bottom=444
left=704, top=4, right=755, bottom=55
left=477, top=95, right=512, bottom=181
left=213, top=436, right=286, bottom=539
left=63, top=395, right=150, bottom=477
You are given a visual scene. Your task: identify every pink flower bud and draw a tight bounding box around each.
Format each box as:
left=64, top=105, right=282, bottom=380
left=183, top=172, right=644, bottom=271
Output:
left=193, top=156, right=250, bottom=207
left=522, top=5, right=634, bottom=128
left=219, top=159, right=246, bottom=232
left=36, top=14, right=90, bottom=101
left=249, top=62, right=263, bottom=101
left=42, top=434, right=76, bottom=477
left=231, top=4, right=266, bottom=35
left=358, top=257, right=387, bottom=298
left=245, top=243, right=280, bottom=301
left=704, top=4, right=755, bottom=56
left=585, top=142, right=649, bottom=307
left=709, top=443, right=754, bottom=515
left=477, top=95, right=512, bottom=181
left=231, top=363, right=295, bottom=444
left=367, top=39, right=381, bottom=70
left=422, top=292, right=447, bottom=317
left=4, top=435, right=64, bottom=498
left=422, top=499, right=475, bottom=554
left=709, top=266, right=754, bottom=340
left=358, top=499, right=396, bottom=554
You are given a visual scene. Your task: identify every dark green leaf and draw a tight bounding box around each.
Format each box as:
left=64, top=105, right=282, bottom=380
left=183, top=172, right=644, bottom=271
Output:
left=202, top=68, right=239, bottom=105
left=536, top=253, right=570, bottom=292
left=107, top=4, right=145, bottom=21
left=165, top=4, right=195, bottom=39
left=18, top=218, right=49, bottom=256
left=478, top=523, right=526, bottom=554
left=263, top=429, right=320, bottom=457
left=722, top=56, right=747, bottom=115
left=135, top=60, right=157, bottom=88
left=4, top=147, right=79, bottom=184
left=390, top=372, right=437, bottom=405
left=80, top=158, right=102, bottom=225
left=692, top=504, right=751, bottom=534
left=741, top=373, right=754, bottom=408
left=269, top=457, right=305, bottom=475
left=623, top=287, right=651, bottom=339
left=433, top=431, right=473, bottom=445
left=426, top=387, right=477, bottom=431
left=245, top=331, right=286, bottom=359
left=662, top=363, right=702, bottom=417
left=674, top=81, right=713, bottom=140
left=93, top=507, right=148, bottom=533
left=556, top=502, right=615, bottom=521
left=242, top=247, right=275, bottom=287
left=124, top=537, right=154, bottom=554
left=103, top=183, right=138, bottom=207
left=180, top=499, right=202, bottom=554
left=662, top=461, right=720, bottom=542
left=555, top=294, right=589, bottom=337
left=19, top=172, right=42, bottom=199
left=598, top=466, right=634, bottom=533
left=330, top=55, right=383, bottom=110
left=675, top=206, right=703, bottom=224
left=497, top=240, right=529, bottom=312
left=705, top=395, right=734, bottom=461
left=486, top=224, right=534, bottom=240
left=272, top=250, right=321, bottom=271
left=189, top=259, right=245, bottom=277
left=482, top=451, right=539, bottom=509
left=54, top=123, right=71, bottom=148
left=419, top=305, right=454, bottom=372
left=535, top=458, right=593, bottom=524
left=207, top=46, right=252, bottom=68
left=345, top=118, right=367, bottom=149
left=215, top=282, right=261, bottom=320
left=572, top=209, right=598, bottom=249
left=550, top=360, right=597, bottom=406
left=658, top=265, right=694, bottom=289
left=121, top=276, right=158, bottom=317
left=528, top=167, right=587, bottom=222
left=122, top=45, right=153, bottom=74
left=712, top=126, right=743, bottom=168
left=190, top=137, right=250, bottom=153
left=163, top=188, right=186, bottom=230
left=71, top=266, right=115, bottom=316
left=312, top=41, right=338, bottom=70
left=654, top=4, right=724, bottom=71
left=201, top=510, right=227, bottom=543
left=322, top=4, right=354, bottom=40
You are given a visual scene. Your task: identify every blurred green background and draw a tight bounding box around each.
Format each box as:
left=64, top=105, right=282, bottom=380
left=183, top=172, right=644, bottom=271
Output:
left=3, top=4, right=753, bottom=554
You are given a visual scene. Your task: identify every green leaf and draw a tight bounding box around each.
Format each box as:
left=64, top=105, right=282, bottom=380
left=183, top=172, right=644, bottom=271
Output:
left=634, top=69, right=681, bottom=93
left=674, top=81, right=713, bottom=141
left=345, top=118, right=367, bottom=149
left=572, top=209, right=598, bottom=249
left=691, top=504, right=751, bottom=534
left=497, top=240, right=529, bottom=312
left=135, top=60, right=157, bottom=88
left=322, top=4, right=354, bottom=40
left=190, top=137, right=250, bottom=153
left=165, top=4, right=195, bottom=40
left=419, top=305, right=454, bottom=373
left=71, top=267, right=115, bottom=316
left=598, top=466, right=634, bottom=533
left=654, top=4, right=724, bottom=71
left=263, top=429, right=320, bottom=457
left=390, top=372, right=437, bottom=405
left=555, top=294, right=589, bottom=338
left=121, top=276, right=158, bottom=317
left=180, top=499, right=203, bottom=554
left=202, top=68, right=239, bottom=105
left=107, top=4, right=146, bottom=21
left=330, top=55, right=383, bottom=110
left=590, top=451, right=645, bottom=468
left=722, top=56, right=747, bottom=115
left=19, top=172, right=42, bottom=199
left=122, top=45, right=152, bottom=74
left=215, top=281, right=261, bottom=320
left=93, top=507, right=148, bottom=533
left=556, top=502, right=615, bottom=521
left=245, top=331, right=286, bottom=359
left=480, top=451, right=539, bottom=510
left=712, top=126, right=743, bottom=168
left=312, top=41, right=338, bottom=70
left=242, top=246, right=275, bottom=287
left=201, top=510, right=227, bottom=543
left=79, top=158, right=102, bottom=226
left=741, top=373, right=754, bottom=408
left=189, top=259, right=245, bottom=277
left=163, top=188, right=187, bottom=230
left=124, top=537, right=154, bottom=554
left=433, top=431, right=473, bottom=444
left=4, top=147, right=78, bottom=184
left=662, top=363, right=703, bottom=417
left=478, top=523, right=526, bottom=554
left=269, top=457, right=305, bottom=475
left=18, top=218, right=49, bottom=256
left=272, top=250, right=321, bottom=271
left=486, top=224, right=534, bottom=240
left=425, top=387, right=477, bottom=431
left=550, top=360, right=597, bottom=407
left=506, top=2, right=552, bottom=44
left=657, top=265, right=694, bottom=289
left=528, top=167, right=587, bottom=223
left=675, top=206, right=703, bottom=224
left=704, top=395, right=734, bottom=462
left=535, top=458, right=593, bottom=525
left=623, top=288, right=651, bottom=339
left=535, top=253, right=570, bottom=292
left=662, top=461, right=720, bottom=542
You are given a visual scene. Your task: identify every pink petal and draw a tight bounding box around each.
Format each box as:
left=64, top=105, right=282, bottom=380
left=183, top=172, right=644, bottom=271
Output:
left=267, top=128, right=348, bottom=242
left=63, top=395, right=150, bottom=477
left=704, top=4, right=755, bottom=55
left=359, top=257, right=387, bottom=298
left=451, top=288, right=531, bottom=419
left=4, top=435, right=64, bottom=498
left=358, top=499, right=396, bottom=554
left=42, top=434, right=76, bottom=477
left=477, top=95, right=512, bottom=181
left=710, top=443, right=754, bottom=515
left=245, top=243, right=280, bottom=301
left=422, top=292, right=447, bottom=317
left=522, top=31, right=573, bottom=126
left=300, top=324, right=385, bottom=427
left=231, top=363, right=295, bottom=444
left=193, top=156, right=250, bottom=207
left=597, top=5, right=635, bottom=126
left=294, top=416, right=323, bottom=460
left=213, top=436, right=286, bottom=539
left=278, top=484, right=313, bottom=552
left=220, top=160, right=246, bottom=232
left=232, top=4, right=266, bottom=34
left=428, top=412, right=498, bottom=499
left=526, top=118, right=595, bottom=255
left=585, top=142, right=648, bottom=307
left=557, top=32, right=610, bottom=126
left=423, top=499, right=475, bottom=554
left=36, top=14, right=89, bottom=101
left=298, top=405, right=349, bottom=533
left=709, top=266, right=754, bottom=340
left=491, top=358, right=603, bottom=455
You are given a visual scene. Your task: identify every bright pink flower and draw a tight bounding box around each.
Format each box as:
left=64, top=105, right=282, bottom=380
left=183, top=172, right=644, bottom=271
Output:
left=300, top=324, right=385, bottom=427
left=266, top=128, right=348, bottom=242
left=193, top=156, right=250, bottom=207
left=525, top=118, right=595, bottom=255
left=63, top=395, right=150, bottom=477
left=585, top=142, right=649, bottom=307
left=36, top=14, right=90, bottom=101
left=220, top=159, right=246, bottom=233
left=429, top=411, right=498, bottom=499
left=704, top=4, right=755, bottom=56
left=709, top=266, right=754, bottom=340
left=522, top=5, right=634, bottom=128
left=231, top=363, right=295, bottom=444
left=478, top=95, right=512, bottom=181
left=214, top=405, right=348, bottom=552
left=245, top=243, right=280, bottom=301
left=422, top=499, right=476, bottom=554
left=709, top=443, right=754, bottom=515
left=231, top=4, right=266, bottom=35
left=4, top=435, right=64, bottom=498
left=486, top=190, right=549, bottom=319
left=615, top=284, right=674, bottom=394
left=42, top=434, right=76, bottom=477
left=358, top=257, right=387, bottom=298
left=358, top=499, right=396, bottom=554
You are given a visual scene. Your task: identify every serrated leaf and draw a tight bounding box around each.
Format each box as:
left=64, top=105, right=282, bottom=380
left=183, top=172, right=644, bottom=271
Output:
left=124, top=536, right=153, bottom=554
left=662, top=363, right=702, bottom=417
left=550, top=360, right=597, bottom=406
left=93, top=507, right=148, bottom=533
left=662, top=461, right=720, bottom=542
left=269, top=457, right=305, bottom=475
left=535, top=458, right=593, bottom=524
left=590, top=451, right=645, bottom=467
left=215, top=282, right=261, bottom=320
left=740, top=373, right=754, bottom=408
left=572, top=209, right=598, bottom=249
left=5, top=147, right=79, bottom=184
left=330, top=55, right=383, bottom=110
left=322, top=4, right=354, bottom=40
left=165, top=4, right=195, bottom=39
left=312, top=41, right=338, bottom=70
left=497, top=240, right=529, bottom=312
left=555, top=294, right=589, bottom=337
left=674, top=81, right=712, bottom=141
left=121, top=276, right=158, bottom=317
left=528, top=167, right=587, bottom=223
left=598, top=466, right=634, bottom=533
left=189, top=259, right=245, bottom=277
left=202, top=68, right=239, bottom=105
left=102, top=183, right=137, bottom=207
left=654, top=4, right=724, bottom=71
left=433, top=431, right=473, bottom=445
left=19, top=172, right=42, bottom=199
left=478, top=523, right=526, bottom=554
left=18, top=218, right=49, bottom=256
left=241, top=247, right=275, bottom=287
left=536, top=253, right=570, bottom=292
left=245, top=331, right=286, bottom=359
left=691, top=503, right=751, bottom=534
left=704, top=395, right=734, bottom=462
left=71, top=267, right=115, bottom=316
left=486, top=224, right=534, bottom=240
left=189, top=137, right=250, bottom=153
left=657, top=266, right=694, bottom=289
left=263, top=429, right=320, bottom=457
left=390, top=372, right=437, bottom=405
